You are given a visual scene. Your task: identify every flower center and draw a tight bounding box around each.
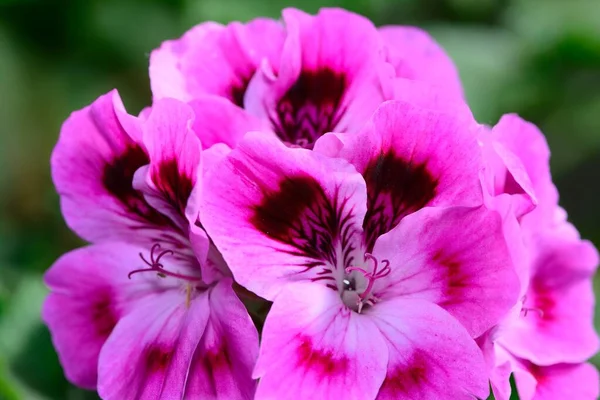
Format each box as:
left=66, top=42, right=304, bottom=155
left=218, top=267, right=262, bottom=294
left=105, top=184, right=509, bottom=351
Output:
left=341, top=253, right=390, bottom=313
left=128, top=243, right=202, bottom=282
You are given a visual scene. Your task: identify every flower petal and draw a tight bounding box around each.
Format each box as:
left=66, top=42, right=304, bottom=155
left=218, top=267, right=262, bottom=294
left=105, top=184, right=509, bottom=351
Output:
left=188, top=95, right=270, bottom=149
left=499, top=233, right=599, bottom=364
left=245, top=7, right=393, bottom=147
left=42, top=242, right=163, bottom=389
left=379, top=26, right=463, bottom=98
left=150, top=19, right=285, bottom=107
left=254, top=282, right=388, bottom=400
left=134, top=98, right=200, bottom=228
left=201, top=132, right=367, bottom=300
left=97, top=290, right=211, bottom=400
left=373, top=206, right=519, bottom=337
left=51, top=90, right=176, bottom=243
left=369, top=299, right=489, bottom=400
left=491, top=114, right=559, bottom=233
left=514, top=361, right=599, bottom=400
left=183, top=279, right=259, bottom=399
left=318, top=100, right=483, bottom=251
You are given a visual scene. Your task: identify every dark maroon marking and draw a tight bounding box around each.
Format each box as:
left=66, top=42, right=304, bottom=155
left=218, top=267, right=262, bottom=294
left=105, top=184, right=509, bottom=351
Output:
left=90, top=292, right=118, bottom=337
left=380, top=351, right=429, bottom=395
left=432, top=249, right=471, bottom=306
left=251, top=174, right=359, bottom=272
left=296, top=336, right=348, bottom=376
left=362, top=151, right=438, bottom=251
left=229, top=75, right=251, bottom=108
left=153, top=159, right=194, bottom=218
left=103, top=145, right=173, bottom=227
left=145, top=345, right=172, bottom=373
left=271, top=68, right=347, bottom=147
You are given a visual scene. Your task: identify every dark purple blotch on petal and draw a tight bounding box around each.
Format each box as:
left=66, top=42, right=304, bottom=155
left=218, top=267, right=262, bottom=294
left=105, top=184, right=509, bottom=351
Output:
left=103, top=145, right=172, bottom=227
left=251, top=174, right=359, bottom=275
left=296, top=336, right=349, bottom=376
left=153, top=159, right=194, bottom=218
left=362, top=151, right=437, bottom=251
left=272, top=68, right=347, bottom=147
left=230, top=75, right=252, bottom=108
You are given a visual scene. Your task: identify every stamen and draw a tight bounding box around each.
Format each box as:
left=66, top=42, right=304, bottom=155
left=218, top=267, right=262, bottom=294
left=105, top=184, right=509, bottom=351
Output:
left=521, top=307, right=544, bottom=318
left=128, top=243, right=201, bottom=282
left=345, top=253, right=390, bottom=312
left=520, top=295, right=544, bottom=318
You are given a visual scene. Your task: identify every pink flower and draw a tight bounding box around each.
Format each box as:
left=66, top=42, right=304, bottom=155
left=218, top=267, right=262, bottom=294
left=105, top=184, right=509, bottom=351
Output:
left=150, top=8, right=462, bottom=149
left=43, top=91, right=258, bottom=399
left=201, top=100, right=520, bottom=399
left=480, top=115, right=599, bottom=399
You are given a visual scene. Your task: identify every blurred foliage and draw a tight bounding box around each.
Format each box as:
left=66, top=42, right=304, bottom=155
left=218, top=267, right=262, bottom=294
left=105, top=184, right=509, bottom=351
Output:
left=0, top=0, right=599, bottom=398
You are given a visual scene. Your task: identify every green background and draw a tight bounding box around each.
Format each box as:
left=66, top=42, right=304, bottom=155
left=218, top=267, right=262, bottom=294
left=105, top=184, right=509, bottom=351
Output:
left=0, top=0, right=599, bottom=398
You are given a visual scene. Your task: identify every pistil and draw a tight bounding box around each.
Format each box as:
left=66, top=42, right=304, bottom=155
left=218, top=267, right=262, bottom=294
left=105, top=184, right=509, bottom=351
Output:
left=345, top=253, right=390, bottom=313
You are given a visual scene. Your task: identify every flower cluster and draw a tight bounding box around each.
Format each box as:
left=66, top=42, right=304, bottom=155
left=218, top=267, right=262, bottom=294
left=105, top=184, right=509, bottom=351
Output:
left=43, top=8, right=598, bottom=400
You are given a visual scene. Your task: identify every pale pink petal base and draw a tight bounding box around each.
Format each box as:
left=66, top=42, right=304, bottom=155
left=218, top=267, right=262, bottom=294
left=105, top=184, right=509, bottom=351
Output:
left=254, top=283, right=388, bottom=400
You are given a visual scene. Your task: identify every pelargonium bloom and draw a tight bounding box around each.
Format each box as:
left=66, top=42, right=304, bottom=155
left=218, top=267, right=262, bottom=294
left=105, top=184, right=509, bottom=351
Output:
left=201, top=100, right=520, bottom=399
left=44, top=91, right=258, bottom=399
left=479, top=114, right=599, bottom=400
left=150, top=7, right=462, bottom=149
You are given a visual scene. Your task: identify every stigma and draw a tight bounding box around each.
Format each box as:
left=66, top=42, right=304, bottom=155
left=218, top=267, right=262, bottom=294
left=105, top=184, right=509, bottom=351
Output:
left=128, top=243, right=202, bottom=283
left=341, top=253, right=390, bottom=313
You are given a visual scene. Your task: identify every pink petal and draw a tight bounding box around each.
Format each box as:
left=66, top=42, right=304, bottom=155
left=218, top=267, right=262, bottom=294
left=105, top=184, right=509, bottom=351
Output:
left=245, top=7, right=393, bottom=147
left=391, top=77, right=472, bottom=116
left=42, top=242, right=162, bottom=389
left=97, top=290, right=210, bottom=399
left=184, top=279, right=259, bottom=399
left=514, top=361, right=599, bottom=400
left=201, top=132, right=367, bottom=300
left=319, top=100, right=483, bottom=252
left=150, top=19, right=285, bottom=107
left=481, top=128, right=538, bottom=220
left=379, top=26, right=463, bottom=98
left=491, top=114, right=559, bottom=233
left=499, top=233, right=599, bottom=364
left=487, top=346, right=515, bottom=400
left=370, top=299, right=489, bottom=400
left=254, top=283, right=388, bottom=400
left=134, top=98, right=201, bottom=229
left=188, top=95, right=270, bottom=149
left=373, top=206, right=520, bottom=337
left=51, top=90, right=176, bottom=243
